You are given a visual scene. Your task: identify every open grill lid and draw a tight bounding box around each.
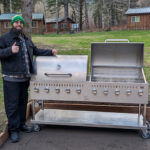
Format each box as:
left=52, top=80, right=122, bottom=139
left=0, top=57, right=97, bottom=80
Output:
left=91, top=40, right=144, bottom=82
left=91, top=42, right=144, bottom=68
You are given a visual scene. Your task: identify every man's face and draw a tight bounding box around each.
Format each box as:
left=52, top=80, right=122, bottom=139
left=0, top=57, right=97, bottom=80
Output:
left=13, top=21, right=24, bottom=31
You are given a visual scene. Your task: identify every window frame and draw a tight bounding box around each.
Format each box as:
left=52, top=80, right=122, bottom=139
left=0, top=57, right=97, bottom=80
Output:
left=61, top=23, right=65, bottom=29
left=4, top=21, right=11, bottom=29
left=53, top=24, right=57, bottom=29
left=131, top=16, right=140, bottom=23
left=32, top=21, right=37, bottom=28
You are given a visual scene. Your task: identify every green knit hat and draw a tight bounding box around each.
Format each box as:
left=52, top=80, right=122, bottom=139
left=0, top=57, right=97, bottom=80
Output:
left=11, top=15, right=25, bottom=26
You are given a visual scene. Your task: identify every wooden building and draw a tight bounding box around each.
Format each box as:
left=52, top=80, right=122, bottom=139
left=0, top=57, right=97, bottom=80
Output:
left=46, top=17, right=75, bottom=32
left=0, top=13, right=45, bottom=35
left=125, top=7, right=150, bottom=30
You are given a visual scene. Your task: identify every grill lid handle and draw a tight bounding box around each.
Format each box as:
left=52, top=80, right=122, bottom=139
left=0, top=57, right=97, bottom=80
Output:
left=44, top=73, right=72, bottom=77
left=105, top=39, right=130, bottom=43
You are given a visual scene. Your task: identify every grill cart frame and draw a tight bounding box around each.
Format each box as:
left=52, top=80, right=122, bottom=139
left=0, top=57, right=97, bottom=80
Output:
left=30, top=39, right=150, bottom=139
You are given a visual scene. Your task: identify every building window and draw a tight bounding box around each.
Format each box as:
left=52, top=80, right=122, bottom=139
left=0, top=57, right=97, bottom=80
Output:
left=53, top=24, right=58, bottom=29
left=61, top=23, right=65, bottom=29
left=32, top=21, right=37, bottom=28
left=131, top=16, right=140, bottom=23
left=4, top=22, right=11, bottom=28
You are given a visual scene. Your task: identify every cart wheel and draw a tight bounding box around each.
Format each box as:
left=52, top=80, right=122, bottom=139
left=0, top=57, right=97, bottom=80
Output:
left=140, top=129, right=150, bottom=139
left=146, top=121, right=150, bottom=130
left=33, top=124, right=41, bottom=132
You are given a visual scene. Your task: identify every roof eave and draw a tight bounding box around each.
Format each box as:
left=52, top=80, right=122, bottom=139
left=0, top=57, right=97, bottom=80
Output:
left=126, top=12, right=150, bottom=15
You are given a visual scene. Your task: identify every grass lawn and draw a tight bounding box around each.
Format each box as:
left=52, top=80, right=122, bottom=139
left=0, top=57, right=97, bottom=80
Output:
left=1, top=30, right=150, bottom=132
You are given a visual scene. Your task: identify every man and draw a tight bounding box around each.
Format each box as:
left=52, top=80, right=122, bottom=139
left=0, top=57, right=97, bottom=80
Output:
left=0, top=15, right=57, bottom=143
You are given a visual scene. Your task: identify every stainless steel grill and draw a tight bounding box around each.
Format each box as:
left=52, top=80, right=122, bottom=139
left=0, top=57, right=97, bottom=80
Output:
left=30, top=39, right=150, bottom=138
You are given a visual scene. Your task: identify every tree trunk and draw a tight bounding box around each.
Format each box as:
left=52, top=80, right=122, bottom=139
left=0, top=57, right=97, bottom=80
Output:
left=3, top=0, right=9, bottom=12
left=79, top=0, right=84, bottom=31
left=9, top=0, right=12, bottom=13
left=111, top=1, right=115, bottom=26
left=43, top=0, right=47, bottom=33
left=32, top=0, right=36, bottom=12
left=84, top=0, right=89, bottom=30
left=21, top=0, right=33, bottom=38
left=64, top=0, right=68, bottom=33
left=101, top=0, right=105, bottom=31
left=56, top=0, right=59, bottom=34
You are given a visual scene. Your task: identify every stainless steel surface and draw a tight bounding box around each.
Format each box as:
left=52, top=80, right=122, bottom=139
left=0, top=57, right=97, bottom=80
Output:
left=32, top=100, right=35, bottom=120
left=143, top=104, right=147, bottom=125
left=31, top=55, right=88, bottom=81
left=105, top=39, right=130, bottom=43
left=91, top=67, right=145, bottom=83
left=31, top=109, right=147, bottom=130
left=30, top=80, right=148, bottom=104
left=30, top=42, right=148, bottom=104
left=138, top=104, right=141, bottom=124
left=91, top=43, right=144, bottom=68
left=30, top=40, right=149, bottom=136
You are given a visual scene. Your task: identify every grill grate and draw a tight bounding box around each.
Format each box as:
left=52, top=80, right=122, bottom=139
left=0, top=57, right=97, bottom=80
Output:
left=92, top=77, right=144, bottom=83
left=92, top=67, right=144, bottom=83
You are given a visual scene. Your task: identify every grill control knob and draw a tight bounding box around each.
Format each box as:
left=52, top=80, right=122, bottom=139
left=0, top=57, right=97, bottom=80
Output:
left=76, top=88, right=81, bottom=94
left=126, top=89, right=132, bottom=95
left=56, top=88, right=60, bottom=93
left=115, top=89, right=120, bottom=95
left=44, top=87, right=49, bottom=93
left=66, top=88, right=71, bottom=94
left=103, top=88, right=109, bottom=95
left=34, top=87, right=39, bottom=93
left=92, top=88, right=97, bottom=94
left=138, top=90, right=143, bottom=96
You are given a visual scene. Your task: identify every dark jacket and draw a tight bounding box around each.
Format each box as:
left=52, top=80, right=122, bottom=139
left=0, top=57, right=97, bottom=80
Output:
left=0, top=29, right=53, bottom=75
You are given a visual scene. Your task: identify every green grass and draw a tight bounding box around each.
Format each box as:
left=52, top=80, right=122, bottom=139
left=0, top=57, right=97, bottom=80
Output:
left=1, top=30, right=150, bottom=132
left=0, top=70, right=7, bottom=133
left=32, top=30, right=150, bottom=81
left=32, top=30, right=150, bottom=51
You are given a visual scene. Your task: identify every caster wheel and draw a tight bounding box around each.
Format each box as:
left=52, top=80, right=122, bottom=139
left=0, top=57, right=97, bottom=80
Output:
left=146, top=121, right=150, bottom=130
left=33, top=124, right=41, bottom=132
left=140, top=129, right=150, bottom=139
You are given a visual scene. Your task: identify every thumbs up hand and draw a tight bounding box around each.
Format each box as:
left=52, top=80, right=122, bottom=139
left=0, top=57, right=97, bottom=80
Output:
left=52, top=49, right=57, bottom=56
left=12, top=42, right=19, bottom=53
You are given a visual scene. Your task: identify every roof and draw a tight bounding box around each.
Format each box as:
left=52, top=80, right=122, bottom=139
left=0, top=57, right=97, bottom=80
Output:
left=46, top=17, right=75, bottom=23
left=125, top=7, right=150, bottom=15
left=0, top=13, right=44, bottom=20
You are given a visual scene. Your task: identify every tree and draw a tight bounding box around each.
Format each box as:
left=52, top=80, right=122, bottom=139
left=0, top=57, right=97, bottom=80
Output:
left=0, top=0, right=41, bottom=13
left=79, top=0, right=84, bottom=30
left=33, top=0, right=42, bottom=12
left=64, top=0, right=69, bottom=32
left=0, top=0, right=22, bottom=12
left=92, top=0, right=133, bottom=30
left=46, top=0, right=71, bottom=32
left=84, top=0, right=89, bottom=30
left=21, top=0, right=34, bottom=38
left=92, top=0, right=102, bottom=29
left=137, top=0, right=150, bottom=7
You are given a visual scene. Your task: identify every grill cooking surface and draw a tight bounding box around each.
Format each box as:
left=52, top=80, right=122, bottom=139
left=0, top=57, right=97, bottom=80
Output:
left=92, top=67, right=144, bottom=83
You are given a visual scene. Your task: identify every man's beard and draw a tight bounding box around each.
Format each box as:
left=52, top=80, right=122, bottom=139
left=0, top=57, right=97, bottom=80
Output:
left=12, top=27, right=24, bottom=35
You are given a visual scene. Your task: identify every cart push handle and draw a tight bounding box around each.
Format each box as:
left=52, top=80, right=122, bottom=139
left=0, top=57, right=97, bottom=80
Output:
left=105, top=39, right=130, bottom=43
